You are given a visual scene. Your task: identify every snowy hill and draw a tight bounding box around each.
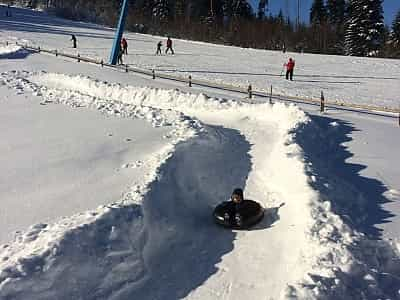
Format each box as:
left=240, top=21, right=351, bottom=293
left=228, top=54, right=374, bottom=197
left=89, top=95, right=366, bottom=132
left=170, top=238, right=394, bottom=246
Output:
left=0, top=5, right=399, bottom=300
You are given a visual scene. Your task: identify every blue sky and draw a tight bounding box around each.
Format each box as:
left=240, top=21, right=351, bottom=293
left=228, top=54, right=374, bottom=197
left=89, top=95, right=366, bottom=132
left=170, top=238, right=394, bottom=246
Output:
left=250, top=0, right=400, bottom=26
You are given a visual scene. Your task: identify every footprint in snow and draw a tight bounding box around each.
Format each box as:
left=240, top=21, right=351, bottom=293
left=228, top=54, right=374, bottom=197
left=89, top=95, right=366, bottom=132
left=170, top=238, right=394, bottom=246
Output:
left=121, top=161, right=144, bottom=169
left=385, top=189, right=400, bottom=200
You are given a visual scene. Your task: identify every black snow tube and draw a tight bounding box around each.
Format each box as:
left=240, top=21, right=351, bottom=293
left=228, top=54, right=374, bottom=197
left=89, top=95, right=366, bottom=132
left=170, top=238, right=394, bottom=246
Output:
left=213, top=200, right=264, bottom=229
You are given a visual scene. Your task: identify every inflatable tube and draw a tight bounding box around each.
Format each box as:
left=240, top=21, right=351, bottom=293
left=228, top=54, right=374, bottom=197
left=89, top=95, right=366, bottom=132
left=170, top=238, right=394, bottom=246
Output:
left=213, top=200, right=264, bottom=229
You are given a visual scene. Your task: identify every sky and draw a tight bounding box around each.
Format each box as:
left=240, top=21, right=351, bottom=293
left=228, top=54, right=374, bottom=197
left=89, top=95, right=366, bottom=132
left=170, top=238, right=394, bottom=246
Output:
left=250, top=0, right=400, bottom=26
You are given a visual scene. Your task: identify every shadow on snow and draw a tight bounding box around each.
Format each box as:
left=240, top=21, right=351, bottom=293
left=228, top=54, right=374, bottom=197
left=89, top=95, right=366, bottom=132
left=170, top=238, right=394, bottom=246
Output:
left=295, top=114, right=393, bottom=239
left=295, top=115, right=400, bottom=299
left=0, top=48, right=34, bottom=59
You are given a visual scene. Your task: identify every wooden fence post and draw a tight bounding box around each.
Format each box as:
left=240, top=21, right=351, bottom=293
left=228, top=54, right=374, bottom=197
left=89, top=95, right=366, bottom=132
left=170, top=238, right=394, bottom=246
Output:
left=101, top=60, right=104, bottom=67
left=6, top=41, right=8, bottom=46
left=320, top=91, right=325, bottom=113
left=55, top=49, right=58, bottom=57
left=248, top=84, right=252, bottom=99
left=269, top=85, right=273, bottom=104
left=189, top=75, right=192, bottom=87
left=38, top=46, right=40, bottom=53
left=152, top=69, right=155, bottom=79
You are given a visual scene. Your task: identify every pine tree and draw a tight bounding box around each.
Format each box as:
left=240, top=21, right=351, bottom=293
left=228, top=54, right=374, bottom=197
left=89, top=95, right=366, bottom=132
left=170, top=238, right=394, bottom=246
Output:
left=233, top=0, right=252, bottom=19
left=345, top=0, right=384, bottom=56
left=257, top=0, right=268, bottom=20
left=277, top=9, right=284, bottom=25
left=390, top=9, right=400, bottom=47
left=153, top=0, right=169, bottom=22
left=310, top=0, right=327, bottom=25
left=223, top=0, right=252, bottom=19
left=326, top=0, right=345, bottom=26
left=222, top=0, right=233, bottom=19
left=326, top=0, right=346, bottom=53
left=174, top=0, right=185, bottom=19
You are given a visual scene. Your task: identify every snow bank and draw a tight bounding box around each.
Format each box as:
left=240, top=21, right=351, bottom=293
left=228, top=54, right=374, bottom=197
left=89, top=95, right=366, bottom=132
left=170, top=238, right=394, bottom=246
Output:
left=0, top=71, right=204, bottom=299
left=0, top=45, right=20, bottom=54
left=0, top=45, right=22, bottom=57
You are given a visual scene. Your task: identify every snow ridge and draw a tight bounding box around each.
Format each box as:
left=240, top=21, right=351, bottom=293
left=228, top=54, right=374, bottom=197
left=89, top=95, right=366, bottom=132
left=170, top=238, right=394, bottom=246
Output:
left=0, top=45, right=21, bottom=56
left=0, top=70, right=205, bottom=299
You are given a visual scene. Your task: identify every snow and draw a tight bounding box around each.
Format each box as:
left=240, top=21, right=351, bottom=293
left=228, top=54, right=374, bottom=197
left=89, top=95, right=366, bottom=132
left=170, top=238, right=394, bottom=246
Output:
left=0, top=84, right=171, bottom=245
left=0, top=45, right=21, bottom=56
left=2, top=6, right=400, bottom=109
left=0, top=5, right=400, bottom=300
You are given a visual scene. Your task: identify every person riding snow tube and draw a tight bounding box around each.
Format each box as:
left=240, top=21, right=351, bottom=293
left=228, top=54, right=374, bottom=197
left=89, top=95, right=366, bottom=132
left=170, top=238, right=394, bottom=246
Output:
left=213, top=188, right=264, bottom=229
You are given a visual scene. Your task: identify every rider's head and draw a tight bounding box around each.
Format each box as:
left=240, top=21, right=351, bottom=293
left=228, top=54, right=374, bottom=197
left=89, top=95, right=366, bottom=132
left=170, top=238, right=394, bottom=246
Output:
left=231, top=188, right=244, bottom=203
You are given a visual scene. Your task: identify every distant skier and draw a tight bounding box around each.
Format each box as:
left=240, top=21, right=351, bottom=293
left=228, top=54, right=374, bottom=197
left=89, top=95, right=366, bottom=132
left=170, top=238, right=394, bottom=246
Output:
left=70, top=34, right=77, bottom=48
left=156, top=41, right=162, bottom=55
left=121, top=37, right=128, bottom=55
left=284, top=58, right=295, bottom=81
left=165, top=37, right=174, bottom=55
left=117, top=47, right=124, bottom=65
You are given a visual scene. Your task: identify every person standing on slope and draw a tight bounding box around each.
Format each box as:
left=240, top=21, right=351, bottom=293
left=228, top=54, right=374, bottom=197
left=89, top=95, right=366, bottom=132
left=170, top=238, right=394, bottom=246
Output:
left=117, top=47, right=124, bottom=65
left=121, top=37, right=128, bottom=55
left=165, top=37, right=174, bottom=55
left=70, top=34, right=77, bottom=48
left=156, top=41, right=162, bottom=55
left=284, top=58, right=295, bottom=81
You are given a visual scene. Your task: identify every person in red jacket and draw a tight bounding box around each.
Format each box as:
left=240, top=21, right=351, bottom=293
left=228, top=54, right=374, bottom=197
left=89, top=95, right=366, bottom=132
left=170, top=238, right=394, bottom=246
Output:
left=165, top=37, right=174, bottom=55
left=284, top=58, right=295, bottom=81
left=121, top=37, right=128, bottom=55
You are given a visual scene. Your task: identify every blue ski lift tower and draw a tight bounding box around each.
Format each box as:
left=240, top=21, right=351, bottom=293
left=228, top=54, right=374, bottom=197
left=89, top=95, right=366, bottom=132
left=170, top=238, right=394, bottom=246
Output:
left=109, top=0, right=129, bottom=65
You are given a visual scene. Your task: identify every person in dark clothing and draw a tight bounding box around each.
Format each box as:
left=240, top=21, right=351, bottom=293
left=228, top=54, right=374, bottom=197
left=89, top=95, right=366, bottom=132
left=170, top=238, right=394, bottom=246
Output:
left=121, top=37, right=128, bottom=55
left=223, top=188, right=245, bottom=226
left=284, top=57, right=295, bottom=81
left=165, top=37, right=174, bottom=55
left=156, top=41, right=162, bottom=55
left=70, top=34, right=77, bottom=48
left=117, top=48, right=124, bottom=65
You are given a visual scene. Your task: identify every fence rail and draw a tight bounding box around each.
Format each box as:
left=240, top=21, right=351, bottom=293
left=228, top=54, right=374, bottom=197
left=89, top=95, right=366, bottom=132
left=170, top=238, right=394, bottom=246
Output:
left=3, top=41, right=400, bottom=118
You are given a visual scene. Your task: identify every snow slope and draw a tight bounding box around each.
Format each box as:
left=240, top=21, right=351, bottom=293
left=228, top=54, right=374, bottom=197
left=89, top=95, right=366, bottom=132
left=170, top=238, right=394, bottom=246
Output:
left=1, top=5, right=400, bottom=108
left=0, top=6, right=400, bottom=300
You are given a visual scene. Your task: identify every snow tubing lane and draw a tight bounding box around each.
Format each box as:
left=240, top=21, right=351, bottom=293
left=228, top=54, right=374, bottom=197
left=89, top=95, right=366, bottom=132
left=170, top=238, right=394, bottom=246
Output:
left=213, top=200, right=264, bottom=229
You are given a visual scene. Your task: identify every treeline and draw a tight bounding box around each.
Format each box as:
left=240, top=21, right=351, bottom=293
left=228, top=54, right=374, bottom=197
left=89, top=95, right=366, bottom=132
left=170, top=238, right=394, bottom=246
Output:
left=3, top=0, right=400, bottom=58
